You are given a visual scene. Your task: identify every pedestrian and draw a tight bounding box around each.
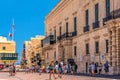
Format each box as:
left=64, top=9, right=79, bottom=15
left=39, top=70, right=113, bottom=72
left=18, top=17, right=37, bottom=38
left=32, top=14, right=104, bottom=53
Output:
left=63, top=64, right=67, bottom=74
left=94, top=62, right=98, bottom=74
left=8, top=65, right=12, bottom=76
left=91, top=62, right=95, bottom=77
left=58, top=62, right=63, bottom=78
left=12, top=63, right=16, bottom=76
left=55, top=62, right=59, bottom=74
left=67, top=64, right=71, bottom=74
left=38, top=66, right=41, bottom=75
left=49, top=61, right=57, bottom=80
left=75, top=63, right=78, bottom=74
left=99, top=63, right=102, bottom=74
left=88, top=63, right=92, bottom=75
left=104, top=61, right=109, bottom=74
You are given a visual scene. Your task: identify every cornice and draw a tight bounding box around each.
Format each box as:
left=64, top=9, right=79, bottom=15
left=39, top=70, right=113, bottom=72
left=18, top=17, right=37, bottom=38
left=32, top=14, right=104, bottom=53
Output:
left=45, top=0, right=73, bottom=20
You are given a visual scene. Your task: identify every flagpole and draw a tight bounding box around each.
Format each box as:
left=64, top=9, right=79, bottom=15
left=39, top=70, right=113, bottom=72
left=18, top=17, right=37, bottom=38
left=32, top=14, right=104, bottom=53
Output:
left=12, top=19, right=14, bottom=41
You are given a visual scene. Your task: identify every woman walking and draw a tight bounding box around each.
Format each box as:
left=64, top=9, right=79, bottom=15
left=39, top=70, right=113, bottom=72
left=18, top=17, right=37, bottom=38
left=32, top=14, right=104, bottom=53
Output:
left=8, top=65, right=12, bottom=76
left=49, top=61, right=56, bottom=80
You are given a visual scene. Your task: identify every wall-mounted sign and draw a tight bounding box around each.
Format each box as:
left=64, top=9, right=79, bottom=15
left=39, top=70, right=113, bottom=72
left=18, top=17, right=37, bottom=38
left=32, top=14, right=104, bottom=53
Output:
left=91, top=54, right=94, bottom=62
left=100, top=53, right=105, bottom=61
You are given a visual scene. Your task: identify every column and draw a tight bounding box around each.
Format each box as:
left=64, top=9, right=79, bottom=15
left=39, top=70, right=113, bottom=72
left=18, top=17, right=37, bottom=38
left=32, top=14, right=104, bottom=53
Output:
left=111, top=27, right=117, bottom=74
left=58, top=46, right=62, bottom=62
left=108, top=29, right=112, bottom=66
left=116, top=28, right=120, bottom=74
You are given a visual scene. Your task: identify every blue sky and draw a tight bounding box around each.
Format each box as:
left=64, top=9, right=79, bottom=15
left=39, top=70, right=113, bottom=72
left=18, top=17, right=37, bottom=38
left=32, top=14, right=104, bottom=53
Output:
left=0, top=0, right=59, bottom=63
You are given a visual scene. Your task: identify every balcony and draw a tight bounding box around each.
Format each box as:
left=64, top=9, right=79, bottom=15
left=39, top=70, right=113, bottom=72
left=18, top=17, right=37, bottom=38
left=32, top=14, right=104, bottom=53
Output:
left=83, top=25, right=89, bottom=32
left=72, top=31, right=77, bottom=36
left=41, top=35, right=55, bottom=47
left=103, top=8, right=120, bottom=25
left=57, top=36, right=62, bottom=41
left=57, top=31, right=77, bottom=41
left=103, top=15, right=112, bottom=25
left=93, top=21, right=99, bottom=29
left=0, top=53, right=18, bottom=60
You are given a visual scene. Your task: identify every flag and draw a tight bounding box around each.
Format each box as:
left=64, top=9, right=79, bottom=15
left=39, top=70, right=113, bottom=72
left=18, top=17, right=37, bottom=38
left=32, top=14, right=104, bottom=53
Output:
left=9, top=32, right=12, bottom=37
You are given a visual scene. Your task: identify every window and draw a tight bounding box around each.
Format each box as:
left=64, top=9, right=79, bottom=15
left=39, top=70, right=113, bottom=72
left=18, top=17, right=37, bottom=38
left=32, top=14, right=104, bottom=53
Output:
left=106, top=40, right=109, bottom=53
left=86, top=43, right=89, bottom=54
left=95, top=41, right=99, bottom=53
left=106, top=0, right=110, bottom=16
left=74, top=17, right=77, bottom=31
left=2, top=47, right=6, bottom=50
left=85, top=9, right=89, bottom=25
left=95, top=3, right=99, bottom=21
left=59, top=26, right=62, bottom=36
left=66, top=22, right=68, bottom=33
left=74, top=46, right=77, bottom=56
left=54, top=29, right=56, bottom=41
left=54, top=51, right=56, bottom=59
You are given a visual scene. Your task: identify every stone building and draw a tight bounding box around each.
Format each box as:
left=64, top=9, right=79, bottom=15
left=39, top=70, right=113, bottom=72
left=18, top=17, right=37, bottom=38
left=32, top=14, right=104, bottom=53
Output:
left=42, top=0, right=120, bottom=75
left=0, top=36, right=18, bottom=64
left=21, top=35, right=44, bottom=67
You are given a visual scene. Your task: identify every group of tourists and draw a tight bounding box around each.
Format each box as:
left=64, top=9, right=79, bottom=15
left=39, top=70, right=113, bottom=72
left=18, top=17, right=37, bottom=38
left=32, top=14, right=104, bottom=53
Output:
left=11, top=60, right=110, bottom=80
left=89, top=61, right=109, bottom=77
left=48, top=61, right=78, bottom=80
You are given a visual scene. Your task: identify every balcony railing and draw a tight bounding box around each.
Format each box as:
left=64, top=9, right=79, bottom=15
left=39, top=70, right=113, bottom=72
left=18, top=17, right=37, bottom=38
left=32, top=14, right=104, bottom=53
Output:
left=72, top=31, right=77, bottom=36
left=93, top=21, right=99, bottom=29
left=83, top=25, right=89, bottom=32
left=57, top=35, right=62, bottom=41
left=0, top=53, right=18, bottom=60
left=57, top=31, right=77, bottom=41
left=103, top=8, right=120, bottom=25
left=41, top=35, right=55, bottom=47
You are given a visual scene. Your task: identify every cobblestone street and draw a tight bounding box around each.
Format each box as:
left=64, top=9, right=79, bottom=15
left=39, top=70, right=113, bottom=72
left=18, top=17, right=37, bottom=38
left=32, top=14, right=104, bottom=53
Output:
left=0, top=72, right=119, bottom=80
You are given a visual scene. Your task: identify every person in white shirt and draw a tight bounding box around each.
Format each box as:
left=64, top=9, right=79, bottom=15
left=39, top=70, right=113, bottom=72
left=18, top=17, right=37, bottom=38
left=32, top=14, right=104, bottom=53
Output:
left=99, top=63, right=102, bottom=74
left=90, top=62, right=95, bottom=77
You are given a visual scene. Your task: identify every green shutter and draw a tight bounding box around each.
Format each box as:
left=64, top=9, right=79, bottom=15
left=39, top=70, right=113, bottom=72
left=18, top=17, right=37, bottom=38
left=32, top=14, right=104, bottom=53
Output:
left=2, top=47, right=6, bottom=50
left=106, top=0, right=110, bottom=16
left=60, top=26, right=62, bottom=36
left=74, top=46, right=77, bottom=56
left=86, top=43, right=89, bottom=54
left=86, top=10, right=89, bottom=25
left=74, top=17, right=77, bottom=31
left=95, top=3, right=99, bottom=21
left=66, top=22, right=68, bottom=33
left=95, top=41, right=99, bottom=53
left=106, top=40, right=109, bottom=53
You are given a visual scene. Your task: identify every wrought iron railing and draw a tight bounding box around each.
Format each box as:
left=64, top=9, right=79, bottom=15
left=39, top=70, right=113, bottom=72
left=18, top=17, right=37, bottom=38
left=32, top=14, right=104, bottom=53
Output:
left=83, top=25, right=89, bottom=32
left=0, top=53, right=18, bottom=60
left=93, top=21, right=99, bottom=29
left=103, top=8, right=120, bottom=24
left=57, top=31, right=77, bottom=41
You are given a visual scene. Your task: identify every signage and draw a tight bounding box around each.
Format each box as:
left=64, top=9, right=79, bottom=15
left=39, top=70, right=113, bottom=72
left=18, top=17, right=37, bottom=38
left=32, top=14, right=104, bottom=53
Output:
left=100, top=53, right=105, bottom=61
left=91, top=54, right=94, bottom=62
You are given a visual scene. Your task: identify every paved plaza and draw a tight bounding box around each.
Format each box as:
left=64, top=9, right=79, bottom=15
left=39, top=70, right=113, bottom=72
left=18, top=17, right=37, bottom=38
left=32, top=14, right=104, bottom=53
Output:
left=0, top=72, right=119, bottom=80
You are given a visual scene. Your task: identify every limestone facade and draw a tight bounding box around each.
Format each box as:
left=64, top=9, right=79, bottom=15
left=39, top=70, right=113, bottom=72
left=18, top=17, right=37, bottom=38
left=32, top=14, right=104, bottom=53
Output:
left=42, top=0, right=120, bottom=75
left=21, top=36, right=44, bottom=67
left=0, top=36, right=18, bottom=64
